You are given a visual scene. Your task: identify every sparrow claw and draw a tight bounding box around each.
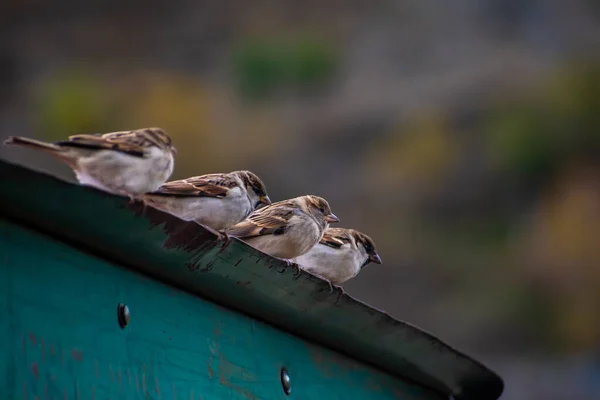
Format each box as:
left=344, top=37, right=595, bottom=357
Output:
left=323, top=278, right=334, bottom=292
left=280, top=259, right=302, bottom=278
left=217, top=232, right=232, bottom=253
left=334, top=288, right=345, bottom=303
left=129, top=196, right=136, bottom=205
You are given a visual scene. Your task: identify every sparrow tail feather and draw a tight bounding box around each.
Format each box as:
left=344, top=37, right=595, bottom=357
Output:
left=4, top=136, right=63, bottom=153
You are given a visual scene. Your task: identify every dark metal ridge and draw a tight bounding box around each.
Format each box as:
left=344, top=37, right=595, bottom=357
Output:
left=0, top=159, right=504, bottom=400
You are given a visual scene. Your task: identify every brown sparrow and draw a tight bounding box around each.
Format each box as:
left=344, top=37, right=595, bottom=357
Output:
left=291, top=227, right=382, bottom=286
left=225, top=195, right=339, bottom=259
left=142, top=171, right=272, bottom=230
left=4, top=127, right=176, bottom=199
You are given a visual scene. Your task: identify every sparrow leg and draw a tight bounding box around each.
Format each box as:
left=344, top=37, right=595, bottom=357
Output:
left=217, top=232, right=232, bottom=253
left=333, top=286, right=346, bottom=303
left=325, top=279, right=334, bottom=292
left=196, top=224, right=232, bottom=252
left=315, top=275, right=345, bottom=300
left=323, top=278, right=344, bottom=295
left=308, top=271, right=338, bottom=293
left=284, top=259, right=302, bottom=278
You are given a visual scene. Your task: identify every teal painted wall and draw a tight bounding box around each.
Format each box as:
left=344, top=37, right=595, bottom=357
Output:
left=0, top=219, right=444, bottom=400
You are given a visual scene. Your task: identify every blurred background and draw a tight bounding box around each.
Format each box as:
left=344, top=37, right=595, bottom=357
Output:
left=1, top=1, right=599, bottom=398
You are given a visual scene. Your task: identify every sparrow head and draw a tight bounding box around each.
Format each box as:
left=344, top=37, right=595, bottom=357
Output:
left=302, top=195, right=339, bottom=224
left=233, top=170, right=271, bottom=208
left=353, top=230, right=382, bottom=267
left=142, top=127, right=177, bottom=154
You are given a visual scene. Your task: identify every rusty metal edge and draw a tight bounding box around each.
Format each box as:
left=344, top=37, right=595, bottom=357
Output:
left=0, top=159, right=504, bottom=400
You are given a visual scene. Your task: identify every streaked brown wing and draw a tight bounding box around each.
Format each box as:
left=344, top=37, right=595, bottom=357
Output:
left=59, top=128, right=165, bottom=157
left=320, top=228, right=352, bottom=249
left=226, top=204, right=295, bottom=238
left=150, top=174, right=238, bottom=198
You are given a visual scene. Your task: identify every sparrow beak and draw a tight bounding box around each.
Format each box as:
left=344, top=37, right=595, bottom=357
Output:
left=260, top=195, right=272, bottom=206
left=369, top=253, right=383, bottom=264
left=324, top=213, right=340, bottom=223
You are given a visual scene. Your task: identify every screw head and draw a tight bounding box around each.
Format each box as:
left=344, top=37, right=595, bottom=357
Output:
left=280, top=366, right=291, bottom=395
left=117, top=304, right=130, bottom=329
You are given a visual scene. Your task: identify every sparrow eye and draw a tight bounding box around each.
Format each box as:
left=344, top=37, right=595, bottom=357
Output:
left=319, top=207, right=325, bottom=213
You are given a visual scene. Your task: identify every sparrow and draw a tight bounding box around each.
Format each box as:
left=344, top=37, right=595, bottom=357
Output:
left=3, top=127, right=176, bottom=199
left=291, top=228, right=382, bottom=286
left=225, top=195, right=339, bottom=259
left=142, top=170, right=272, bottom=230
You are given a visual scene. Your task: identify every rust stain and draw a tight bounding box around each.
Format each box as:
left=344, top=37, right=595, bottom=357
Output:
left=61, top=348, right=65, bottom=368
left=218, top=377, right=257, bottom=400
left=63, top=388, right=68, bottom=400
left=190, top=390, right=195, bottom=400
left=71, top=349, right=83, bottom=362
left=213, top=327, right=222, bottom=337
left=155, top=376, right=161, bottom=395
left=29, top=332, right=36, bottom=346
left=109, top=365, right=115, bottom=383
left=127, top=368, right=132, bottom=387
left=118, top=367, right=123, bottom=391
left=172, top=383, right=177, bottom=399
left=135, top=372, right=140, bottom=392
left=31, top=362, right=40, bottom=379
left=210, top=328, right=258, bottom=400
left=91, top=386, right=95, bottom=400
left=45, top=382, right=49, bottom=400
left=41, top=337, right=46, bottom=361
left=207, top=361, right=214, bottom=379
left=23, top=381, right=28, bottom=400
left=50, top=343, right=57, bottom=357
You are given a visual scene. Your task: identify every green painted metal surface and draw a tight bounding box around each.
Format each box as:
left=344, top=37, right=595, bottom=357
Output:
left=0, top=219, right=444, bottom=399
left=0, top=159, right=504, bottom=400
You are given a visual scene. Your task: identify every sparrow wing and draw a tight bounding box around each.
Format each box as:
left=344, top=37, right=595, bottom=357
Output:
left=148, top=174, right=239, bottom=198
left=57, top=128, right=168, bottom=157
left=320, top=228, right=353, bottom=249
left=226, top=202, right=296, bottom=238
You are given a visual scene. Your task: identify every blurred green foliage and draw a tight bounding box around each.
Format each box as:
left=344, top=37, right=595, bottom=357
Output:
left=232, top=36, right=339, bottom=99
left=233, top=40, right=285, bottom=98
left=487, top=62, right=600, bottom=183
left=36, top=72, right=116, bottom=138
